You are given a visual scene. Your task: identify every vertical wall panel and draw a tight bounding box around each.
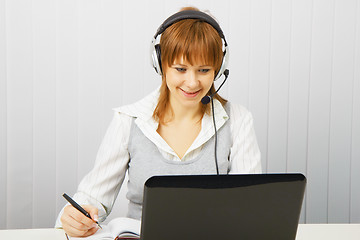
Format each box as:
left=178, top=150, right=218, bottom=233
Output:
left=184, top=0, right=204, bottom=9
left=306, top=0, right=335, bottom=223
left=101, top=0, right=126, bottom=221
left=248, top=0, right=272, bottom=170
left=6, top=0, right=34, bottom=228
left=267, top=0, right=291, bottom=173
left=164, top=0, right=189, bottom=15
left=350, top=0, right=360, bottom=223
left=327, top=0, right=357, bottom=223
left=102, top=0, right=124, bottom=127
left=77, top=0, right=104, bottom=180
left=287, top=0, right=312, bottom=223
left=122, top=0, right=151, bottom=105
left=32, top=0, right=57, bottom=228
left=55, top=0, right=79, bottom=213
left=0, top=0, right=7, bottom=230
left=228, top=0, right=251, bottom=107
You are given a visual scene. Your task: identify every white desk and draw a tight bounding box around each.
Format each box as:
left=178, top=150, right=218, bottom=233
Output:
left=0, top=224, right=359, bottom=240
left=0, top=228, right=67, bottom=240
left=296, top=224, right=360, bottom=240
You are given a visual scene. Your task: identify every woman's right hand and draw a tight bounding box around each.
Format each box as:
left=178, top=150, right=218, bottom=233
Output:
left=60, top=204, right=100, bottom=237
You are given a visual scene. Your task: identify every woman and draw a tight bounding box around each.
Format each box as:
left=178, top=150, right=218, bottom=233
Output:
left=56, top=6, right=261, bottom=237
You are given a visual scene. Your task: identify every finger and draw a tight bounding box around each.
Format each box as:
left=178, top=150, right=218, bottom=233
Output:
left=68, top=206, right=95, bottom=228
left=83, top=205, right=99, bottom=221
left=83, top=225, right=99, bottom=237
left=61, top=211, right=90, bottom=231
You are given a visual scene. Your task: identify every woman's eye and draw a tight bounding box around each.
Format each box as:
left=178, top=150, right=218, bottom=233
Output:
left=175, top=68, right=186, bottom=72
left=199, top=69, right=210, bottom=73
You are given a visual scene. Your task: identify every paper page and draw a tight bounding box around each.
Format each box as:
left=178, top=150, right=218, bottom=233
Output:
left=68, top=217, right=141, bottom=240
left=67, top=225, right=113, bottom=240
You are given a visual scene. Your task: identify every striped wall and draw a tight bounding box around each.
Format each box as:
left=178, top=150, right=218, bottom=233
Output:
left=0, top=0, right=359, bottom=229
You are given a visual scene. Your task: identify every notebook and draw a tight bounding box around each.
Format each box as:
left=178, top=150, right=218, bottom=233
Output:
left=140, top=173, right=306, bottom=240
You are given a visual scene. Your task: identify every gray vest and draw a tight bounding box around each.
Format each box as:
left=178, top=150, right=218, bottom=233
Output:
left=126, top=113, right=231, bottom=220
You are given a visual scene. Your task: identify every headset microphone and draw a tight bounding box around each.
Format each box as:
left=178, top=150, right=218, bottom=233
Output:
left=201, top=69, right=230, bottom=105
left=200, top=69, right=229, bottom=175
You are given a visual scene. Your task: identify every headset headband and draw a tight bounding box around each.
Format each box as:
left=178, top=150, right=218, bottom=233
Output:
left=154, top=10, right=227, bottom=46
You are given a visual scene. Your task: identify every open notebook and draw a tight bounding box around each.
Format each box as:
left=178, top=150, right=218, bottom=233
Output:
left=66, top=217, right=140, bottom=240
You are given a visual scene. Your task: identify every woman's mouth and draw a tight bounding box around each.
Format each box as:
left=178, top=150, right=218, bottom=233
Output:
left=180, top=88, right=201, bottom=98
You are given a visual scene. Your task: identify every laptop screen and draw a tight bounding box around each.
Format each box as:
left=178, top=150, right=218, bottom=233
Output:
left=140, top=174, right=306, bottom=240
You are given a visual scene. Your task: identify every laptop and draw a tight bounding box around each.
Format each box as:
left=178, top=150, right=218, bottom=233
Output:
left=140, top=174, right=306, bottom=240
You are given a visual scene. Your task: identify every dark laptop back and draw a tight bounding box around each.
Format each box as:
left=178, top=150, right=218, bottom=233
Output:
left=140, top=174, right=306, bottom=240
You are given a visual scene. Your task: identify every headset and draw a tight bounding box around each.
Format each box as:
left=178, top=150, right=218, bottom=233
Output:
left=150, top=10, right=230, bottom=175
left=150, top=10, right=229, bottom=82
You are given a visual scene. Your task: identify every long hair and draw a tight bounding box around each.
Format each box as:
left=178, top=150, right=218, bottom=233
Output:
left=153, top=7, right=227, bottom=124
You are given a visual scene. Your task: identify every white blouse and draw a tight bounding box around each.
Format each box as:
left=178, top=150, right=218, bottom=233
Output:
left=55, top=88, right=261, bottom=227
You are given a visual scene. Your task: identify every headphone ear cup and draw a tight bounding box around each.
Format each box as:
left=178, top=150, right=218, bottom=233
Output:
left=215, top=57, right=226, bottom=81
left=155, top=44, right=162, bottom=75
left=151, top=43, right=162, bottom=75
left=214, top=46, right=229, bottom=81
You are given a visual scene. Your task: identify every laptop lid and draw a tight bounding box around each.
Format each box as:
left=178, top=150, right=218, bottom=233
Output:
left=140, top=174, right=306, bottom=240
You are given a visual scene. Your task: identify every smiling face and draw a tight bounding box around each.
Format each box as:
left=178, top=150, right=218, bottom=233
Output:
left=165, top=57, right=215, bottom=111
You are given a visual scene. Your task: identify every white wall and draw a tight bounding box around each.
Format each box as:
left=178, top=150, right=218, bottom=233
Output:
left=0, top=0, right=359, bottom=229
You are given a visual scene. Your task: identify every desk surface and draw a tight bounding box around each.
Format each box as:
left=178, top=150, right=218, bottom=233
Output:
left=296, top=224, right=360, bottom=240
left=0, top=228, right=67, bottom=240
left=0, top=224, right=359, bottom=240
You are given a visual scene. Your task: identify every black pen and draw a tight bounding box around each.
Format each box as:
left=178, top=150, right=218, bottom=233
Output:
left=62, top=193, right=102, bottom=229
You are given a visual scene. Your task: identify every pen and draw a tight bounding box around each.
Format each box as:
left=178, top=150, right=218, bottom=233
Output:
left=62, top=193, right=102, bottom=229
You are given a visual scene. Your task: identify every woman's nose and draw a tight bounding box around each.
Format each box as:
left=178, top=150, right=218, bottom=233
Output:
left=185, top=70, right=198, bottom=88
